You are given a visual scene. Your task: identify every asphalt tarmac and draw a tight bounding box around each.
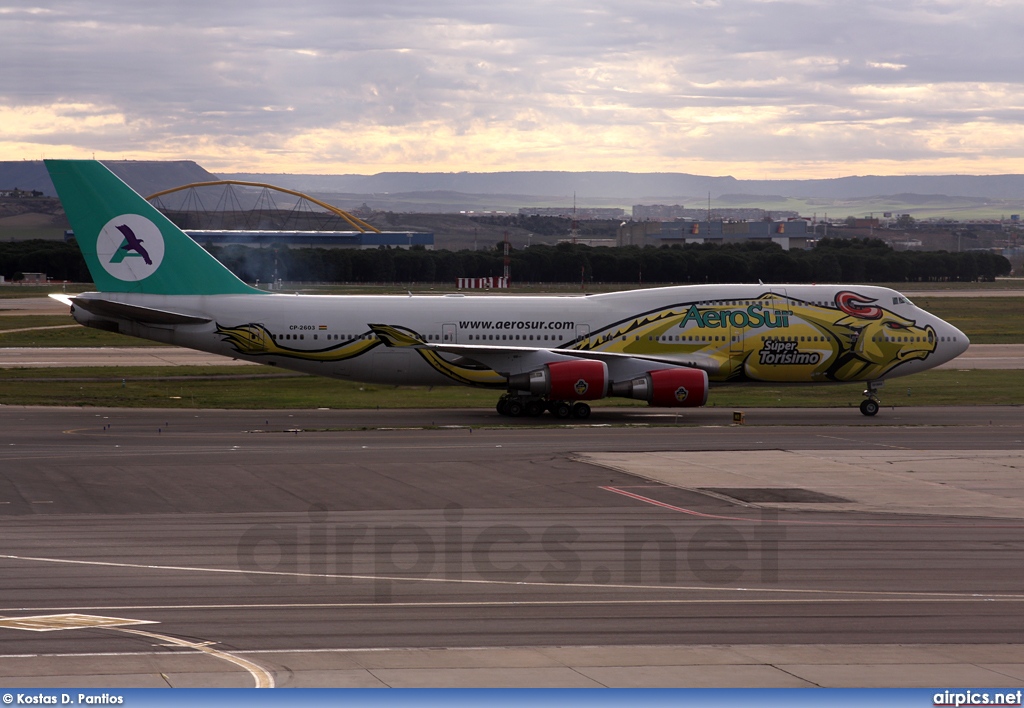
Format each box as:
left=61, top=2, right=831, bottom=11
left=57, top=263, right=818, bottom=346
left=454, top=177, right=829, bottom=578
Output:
left=3, top=291, right=1024, bottom=687
left=1, top=405, right=1023, bottom=687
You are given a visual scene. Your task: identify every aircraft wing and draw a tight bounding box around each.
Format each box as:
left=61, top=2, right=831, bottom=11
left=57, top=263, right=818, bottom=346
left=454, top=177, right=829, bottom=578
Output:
left=370, top=323, right=717, bottom=379
left=432, top=343, right=718, bottom=380
left=68, top=296, right=212, bottom=326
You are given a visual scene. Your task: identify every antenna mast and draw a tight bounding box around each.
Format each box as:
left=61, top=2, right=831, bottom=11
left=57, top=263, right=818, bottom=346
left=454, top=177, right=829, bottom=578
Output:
left=503, top=230, right=511, bottom=285
left=570, top=192, right=579, bottom=244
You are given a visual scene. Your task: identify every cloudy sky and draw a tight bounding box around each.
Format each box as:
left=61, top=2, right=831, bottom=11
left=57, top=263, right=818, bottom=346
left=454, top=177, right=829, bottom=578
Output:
left=3, top=1, right=1024, bottom=177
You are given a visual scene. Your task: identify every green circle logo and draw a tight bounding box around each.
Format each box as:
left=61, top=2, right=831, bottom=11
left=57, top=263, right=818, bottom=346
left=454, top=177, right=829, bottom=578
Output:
left=97, top=214, right=164, bottom=281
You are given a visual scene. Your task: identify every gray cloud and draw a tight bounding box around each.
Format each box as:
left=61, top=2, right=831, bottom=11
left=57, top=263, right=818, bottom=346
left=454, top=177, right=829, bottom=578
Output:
left=3, top=0, right=1024, bottom=174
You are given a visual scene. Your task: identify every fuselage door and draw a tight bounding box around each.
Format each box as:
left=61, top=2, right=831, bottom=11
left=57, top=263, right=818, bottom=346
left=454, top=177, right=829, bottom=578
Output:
left=575, top=324, right=591, bottom=347
left=442, top=323, right=457, bottom=343
left=770, top=288, right=789, bottom=330
left=729, top=313, right=743, bottom=354
left=250, top=322, right=267, bottom=352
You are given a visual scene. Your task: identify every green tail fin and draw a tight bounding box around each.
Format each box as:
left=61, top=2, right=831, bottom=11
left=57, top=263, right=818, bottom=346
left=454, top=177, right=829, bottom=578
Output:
left=45, top=160, right=261, bottom=295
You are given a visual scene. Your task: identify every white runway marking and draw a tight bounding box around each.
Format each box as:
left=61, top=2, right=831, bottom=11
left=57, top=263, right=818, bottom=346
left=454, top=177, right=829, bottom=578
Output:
left=1, top=595, right=1024, bottom=617
left=0, top=612, right=275, bottom=688
left=113, top=626, right=275, bottom=688
left=1, top=553, right=1022, bottom=602
left=815, top=433, right=910, bottom=450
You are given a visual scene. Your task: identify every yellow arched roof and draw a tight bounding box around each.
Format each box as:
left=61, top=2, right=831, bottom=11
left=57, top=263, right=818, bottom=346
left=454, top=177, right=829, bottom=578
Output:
left=146, top=180, right=381, bottom=234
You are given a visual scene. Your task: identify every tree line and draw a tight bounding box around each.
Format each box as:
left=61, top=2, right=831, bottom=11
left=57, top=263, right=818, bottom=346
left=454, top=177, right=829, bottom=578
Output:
left=202, top=237, right=1014, bottom=284
left=0, top=239, right=92, bottom=282
left=0, top=237, right=1011, bottom=285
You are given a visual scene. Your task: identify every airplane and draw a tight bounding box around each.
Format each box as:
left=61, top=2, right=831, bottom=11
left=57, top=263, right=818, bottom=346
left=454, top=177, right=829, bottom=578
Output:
left=45, top=159, right=970, bottom=418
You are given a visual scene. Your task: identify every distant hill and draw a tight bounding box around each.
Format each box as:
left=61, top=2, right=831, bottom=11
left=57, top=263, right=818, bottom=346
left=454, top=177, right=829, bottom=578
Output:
left=0, top=160, right=218, bottom=197
left=222, top=171, right=738, bottom=201
left=5, top=159, right=1024, bottom=207
left=0, top=161, right=57, bottom=195
left=223, top=171, right=1024, bottom=201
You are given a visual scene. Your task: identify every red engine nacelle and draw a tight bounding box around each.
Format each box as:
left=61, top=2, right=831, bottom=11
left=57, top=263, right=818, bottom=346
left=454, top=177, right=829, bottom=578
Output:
left=611, top=367, right=708, bottom=407
left=507, top=359, right=609, bottom=400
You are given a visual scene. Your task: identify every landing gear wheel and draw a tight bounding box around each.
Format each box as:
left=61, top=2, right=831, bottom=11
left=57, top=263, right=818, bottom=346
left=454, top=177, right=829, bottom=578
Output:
left=505, top=398, right=524, bottom=417
left=551, top=401, right=572, bottom=419
left=860, top=399, right=880, bottom=416
left=524, top=399, right=545, bottom=417
left=571, top=402, right=591, bottom=420
left=496, top=397, right=510, bottom=416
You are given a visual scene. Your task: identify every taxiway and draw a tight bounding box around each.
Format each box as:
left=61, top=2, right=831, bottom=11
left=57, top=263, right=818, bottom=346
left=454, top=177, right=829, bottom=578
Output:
left=0, top=405, right=1023, bottom=687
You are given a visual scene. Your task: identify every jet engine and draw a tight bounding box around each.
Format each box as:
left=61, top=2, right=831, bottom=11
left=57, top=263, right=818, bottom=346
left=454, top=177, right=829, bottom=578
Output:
left=610, top=367, right=708, bottom=407
left=507, top=360, right=609, bottom=400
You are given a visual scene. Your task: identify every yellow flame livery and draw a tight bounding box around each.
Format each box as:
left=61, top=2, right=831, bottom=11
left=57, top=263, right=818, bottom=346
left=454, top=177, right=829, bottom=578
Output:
left=369, top=324, right=507, bottom=387
left=219, top=322, right=504, bottom=386
left=570, top=291, right=936, bottom=383
left=216, top=323, right=381, bottom=362
left=218, top=290, right=935, bottom=388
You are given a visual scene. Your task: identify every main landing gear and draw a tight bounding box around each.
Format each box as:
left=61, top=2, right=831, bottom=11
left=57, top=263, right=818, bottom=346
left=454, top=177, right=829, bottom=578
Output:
left=859, top=381, right=882, bottom=416
left=496, top=393, right=591, bottom=420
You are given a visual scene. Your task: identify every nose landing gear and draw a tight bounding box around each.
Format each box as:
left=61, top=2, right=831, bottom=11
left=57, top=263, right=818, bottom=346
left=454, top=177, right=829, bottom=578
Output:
left=860, top=381, right=882, bottom=416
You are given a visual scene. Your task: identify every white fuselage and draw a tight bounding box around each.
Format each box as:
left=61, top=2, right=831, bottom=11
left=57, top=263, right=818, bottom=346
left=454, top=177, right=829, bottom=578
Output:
left=70, top=283, right=969, bottom=390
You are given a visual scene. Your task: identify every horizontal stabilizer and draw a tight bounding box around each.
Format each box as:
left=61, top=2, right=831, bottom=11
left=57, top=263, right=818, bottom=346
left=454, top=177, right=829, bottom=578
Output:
left=70, top=297, right=212, bottom=325
left=48, top=293, right=74, bottom=307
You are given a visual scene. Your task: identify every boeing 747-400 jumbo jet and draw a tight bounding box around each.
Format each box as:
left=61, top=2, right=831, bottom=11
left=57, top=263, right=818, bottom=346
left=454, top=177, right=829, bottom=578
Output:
left=46, top=160, right=970, bottom=418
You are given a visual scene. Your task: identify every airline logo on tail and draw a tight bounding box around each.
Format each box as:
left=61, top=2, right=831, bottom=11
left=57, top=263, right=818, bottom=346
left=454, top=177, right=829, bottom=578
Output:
left=97, top=214, right=164, bottom=281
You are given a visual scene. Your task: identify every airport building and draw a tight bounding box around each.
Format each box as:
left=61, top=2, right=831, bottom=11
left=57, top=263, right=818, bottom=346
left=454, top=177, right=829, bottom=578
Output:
left=631, top=204, right=689, bottom=221
left=65, top=228, right=434, bottom=250
left=182, top=230, right=434, bottom=249
left=633, top=205, right=800, bottom=221
left=518, top=206, right=626, bottom=219
left=655, top=219, right=812, bottom=251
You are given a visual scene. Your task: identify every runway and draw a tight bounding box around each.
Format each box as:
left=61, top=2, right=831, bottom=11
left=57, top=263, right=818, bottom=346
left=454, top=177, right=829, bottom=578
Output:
left=1, top=405, right=1023, bottom=687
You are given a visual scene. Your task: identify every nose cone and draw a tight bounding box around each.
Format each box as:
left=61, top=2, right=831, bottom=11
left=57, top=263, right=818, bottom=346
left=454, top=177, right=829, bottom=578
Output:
left=953, top=325, right=970, bottom=356
left=941, top=321, right=970, bottom=362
